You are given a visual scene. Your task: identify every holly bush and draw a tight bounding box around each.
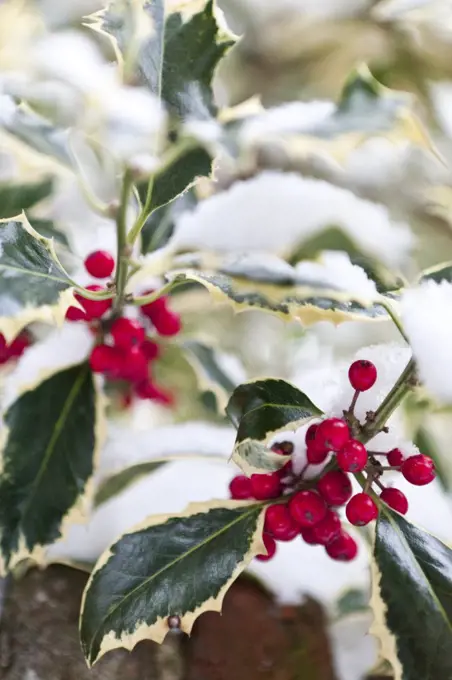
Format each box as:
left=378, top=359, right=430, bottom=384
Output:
left=2, top=1, right=452, bottom=678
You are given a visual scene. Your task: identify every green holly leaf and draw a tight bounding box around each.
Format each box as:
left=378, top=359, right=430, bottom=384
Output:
left=0, top=179, right=54, bottom=219
left=226, top=378, right=322, bottom=474
left=80, top=499, right=265, bottom=664
left=166, top=254, right=389, bottom=328
left=0, top=363, right=104, bottom=573
left=0, top=215, right=75, bottom=340
left=372, top=509, right=452, bottom=680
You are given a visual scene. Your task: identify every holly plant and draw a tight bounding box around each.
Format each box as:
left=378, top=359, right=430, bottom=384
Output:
left=3, top=1, right=452, bottom=679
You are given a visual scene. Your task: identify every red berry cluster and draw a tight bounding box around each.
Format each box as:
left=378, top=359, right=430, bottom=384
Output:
left=65, top=250, right=182, bottom=406
left=0, top=331, right=30, bottom=366
left=229, top=359, right=436, bottom=564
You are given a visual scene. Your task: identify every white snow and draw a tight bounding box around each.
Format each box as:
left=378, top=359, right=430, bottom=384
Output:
left=171, top=172, right=414, bottom=268
left=401, top=280, right=452, bottom=403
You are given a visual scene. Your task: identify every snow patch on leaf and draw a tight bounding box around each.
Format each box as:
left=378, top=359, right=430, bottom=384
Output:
left=172, top=172, right=414, bottom=267
left=401, top=280, right=452, bottom=403
left=296, top=252, right=378, bottom=299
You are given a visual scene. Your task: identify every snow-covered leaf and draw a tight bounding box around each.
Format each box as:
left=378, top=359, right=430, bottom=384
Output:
left=401, top=280, right=452, bottom=403
left=171, top=172, right=413, bottom=269
left=226, top=378, right=322, bottom=474
left=167, top=252, right=390, bottom=327
left=80, top=500, right=265, bottom=664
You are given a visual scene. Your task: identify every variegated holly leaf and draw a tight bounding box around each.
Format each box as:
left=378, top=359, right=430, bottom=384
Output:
left=80, top=499, right=265, bottom=664
left=139, top=148, right=209, bottom=246
left=1, top=99, right=72, bottom=166
left=0, top=178, right=53, bottom=219
left=94, top=0, right=229, bottom=226
left=371, top=509, right=452, bottom=680
left=141, top=187, right=198, bottom=254
left=0, top=363, right=104, bottom=573
left=31, top=219, right=70, bottom=248
left=95, top=0, right=231, bottom=120
left=181, top=340, right=236, bottom=412
left=0, top=214, right=75, bottom=340
left=226, top=378, right=322, bottom=474
left=152, top=342, right=226, bottom=423
left=166, top=254, right=389, bottom=327
left=288, top=226, right=405, bottom=294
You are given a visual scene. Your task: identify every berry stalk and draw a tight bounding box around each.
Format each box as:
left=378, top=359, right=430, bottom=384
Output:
left=360, top=357, right=416, bottom=445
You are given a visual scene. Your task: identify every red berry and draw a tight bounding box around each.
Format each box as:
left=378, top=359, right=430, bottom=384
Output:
left=337, top=439, right=368, bottom=473
left=310, top=510, right=342, bottom=545
left=75, top=285, right=112, bottom=320
left=348, top=360, right=377, bottom=392
left=305, top=423, right=318, bottom=444
left=402, top=454, right=435, bottom=486
left=316, top=418, right=350, bottom=452
left=8, top=333, right=30, bottom=358
left=387, top=448, right=404, bottom=467
left=135, top=380, right=174, bottom=406
left=256, top=533, right=277, bottom=561
left=380, top=487, right=408, bottom=515
left=111, top=317, right=145, bottom=349
left=326, top=531, right=358, bottom=561
left=139, top=291, right=168, bottom=318
left=317, top=470, right=352, bottom=506
left=152, top=310, right=182, bottom=337
left=84, top=250, right=115, bottom=278
left=346, top=493, right=378, bottom=526
left=121, top=346, right=149, bottom=382
left=250, top=473, right=282, bottom=500
left=275, top=460, right=293, bottom=480
left=229, top=475, right=252, bottom=500
left=0, top=334, right=7, bottom=364
left=264, top=504, right=299, bottom=541
left=300, top=528, right=319, bottom=545
left=89, top=344, right=123, bottom=375
left=306, top=440, right=329, bottom=464
left=140, top=339, right=160, bottom=361
left=66, top=305, right=89, bottom=322
left=289, top=490, right=327, bottom=527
